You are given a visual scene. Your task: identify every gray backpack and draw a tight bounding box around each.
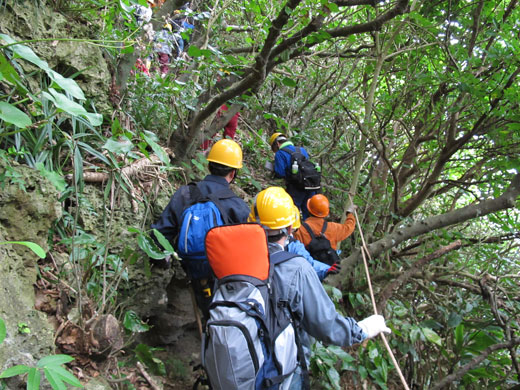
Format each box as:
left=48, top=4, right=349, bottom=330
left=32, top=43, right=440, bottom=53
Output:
left=202, top=223, right=308, bottom=390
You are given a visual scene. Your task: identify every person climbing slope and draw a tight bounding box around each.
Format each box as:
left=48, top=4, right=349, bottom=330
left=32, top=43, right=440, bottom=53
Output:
left=206, top=186, right=391, bottom=389
left=295, top=193, right=357, bottom=266
left=268, top=133, right=321, bottom=219
left=151, top=139, right=250, bottom=321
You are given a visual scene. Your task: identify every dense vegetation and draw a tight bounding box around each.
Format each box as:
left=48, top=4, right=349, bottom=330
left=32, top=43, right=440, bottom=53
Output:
left=1, top=0, right=519, bottom=389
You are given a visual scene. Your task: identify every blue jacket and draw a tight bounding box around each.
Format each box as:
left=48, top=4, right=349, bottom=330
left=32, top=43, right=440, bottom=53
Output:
left=151, top=175, right=250, bottom=276
left=286, top=236, right=330, bottom=281
left=268, top=242, right=367, bottom=387
left=274, top=142, right=316, bottom=218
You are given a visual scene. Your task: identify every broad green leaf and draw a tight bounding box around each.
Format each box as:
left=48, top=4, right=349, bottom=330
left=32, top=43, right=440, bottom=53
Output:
left=0, top=318, right=5, bottom=344
left=44, top=89, right=87, bottom=117
left=102, top=137, right=134, bottom=155
left=45, top=365, right=82, bottom=387
left=137, top=234, right=166, bottom=259
left=123, top=310, right=151, bottom=333
left=152, top=229, right=175, bottom=253
left=0, top=241, right=46, bottom=258
left=281, top=77, right=297, bottom=87
left=422, top=327, right=442, bottom=346
left=0, top=365, right=31, bottom=378
left=36, top=162, right=66, bottom=192
left=84, top=113, right=103, bottom=127
left=27, top=367, right=41, bottom=390
left=48, top=70, right=85, bottom=100
left=37, top=354, right=74, bottom=368
left=0, top=34, right=51, bottom=71
left=0, top=51, right=25, bottom=89
left=455, top=324, right=464, bottom=353
left=188, top=45, right=201, bottom=57
left=43, top=367, right=67, bottom=390
left=141, top=132, right=169, bottom=164
left=0, top=101, right=31, bottom=128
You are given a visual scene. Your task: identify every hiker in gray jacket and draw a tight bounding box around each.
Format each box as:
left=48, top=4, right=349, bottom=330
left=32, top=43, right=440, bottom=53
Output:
left=250, top=186, right=391, bottom=389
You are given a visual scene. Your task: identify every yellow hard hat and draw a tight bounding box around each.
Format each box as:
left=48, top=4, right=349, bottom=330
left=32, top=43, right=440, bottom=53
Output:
left=307, top=194, right=329, bottom=217
left=268, top=132, right=284, bottom=147
left=206, top=139, right=243, bottom=169
left=163, top=23, right=172, bottom=31
left=249, top=187, right=296, bottom=230
left=293, top=206, right=301, bottom=230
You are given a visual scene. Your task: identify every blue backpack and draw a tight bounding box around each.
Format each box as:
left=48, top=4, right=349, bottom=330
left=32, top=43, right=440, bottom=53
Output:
left=177, top=183, right=235, bottom=278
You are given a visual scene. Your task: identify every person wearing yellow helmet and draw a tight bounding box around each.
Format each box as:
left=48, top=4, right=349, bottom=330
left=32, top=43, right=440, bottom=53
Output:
left=268, top=133, right=320, bottom=220
left=248, top=187, right=391, bottom=388
left=151, top=139, right=249, bottom=320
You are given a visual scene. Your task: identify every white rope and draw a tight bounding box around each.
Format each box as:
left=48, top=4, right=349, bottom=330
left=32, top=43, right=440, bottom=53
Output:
left=349, top=194, right=410, bottom=390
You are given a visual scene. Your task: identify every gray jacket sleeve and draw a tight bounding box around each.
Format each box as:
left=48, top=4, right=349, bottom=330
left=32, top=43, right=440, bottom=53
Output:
left=276, top=256, right=367, bottom=347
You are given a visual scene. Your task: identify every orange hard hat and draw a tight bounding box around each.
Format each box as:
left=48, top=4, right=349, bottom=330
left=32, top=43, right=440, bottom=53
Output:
left=307, top=194, right=329, bottom=217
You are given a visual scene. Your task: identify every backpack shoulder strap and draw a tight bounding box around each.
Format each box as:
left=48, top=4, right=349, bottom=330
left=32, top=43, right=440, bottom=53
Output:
left=320, top=220, right=328, bottom=236
left=280, top=146, right=294, bottom=156
left=301, top=222, right=316, bottom=240
left=270, top=250, right=299, bottom=266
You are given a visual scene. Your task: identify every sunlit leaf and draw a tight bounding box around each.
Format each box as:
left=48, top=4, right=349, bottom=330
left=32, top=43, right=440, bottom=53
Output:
left=0, top=365, right=31, bottom=378
left=0, top=101, right=31, bottom=128
left=0, top=241, right=46, bottom=258
left=27, top=367, right=41, bottom=390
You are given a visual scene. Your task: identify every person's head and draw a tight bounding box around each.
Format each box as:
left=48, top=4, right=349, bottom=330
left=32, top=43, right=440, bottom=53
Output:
left=248, top=187, right=296, bottom=244
left=163, top=23, right=173, bottom=32
left=268, top=132, right=287, bottom=153
left=206, top=139, right=243, bottom=182
left=307, top=194, right=330, bottom=218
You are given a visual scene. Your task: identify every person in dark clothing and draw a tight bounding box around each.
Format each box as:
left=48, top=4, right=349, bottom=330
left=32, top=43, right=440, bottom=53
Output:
left=269, top=132, right=317, bottom=219
left=151, top=139, right=250, bottom=319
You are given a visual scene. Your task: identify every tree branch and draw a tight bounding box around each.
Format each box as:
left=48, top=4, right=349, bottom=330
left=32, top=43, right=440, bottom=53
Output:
left=338, top=173, right=520, bottom=277
left=430, top=338, right=520, bottom=390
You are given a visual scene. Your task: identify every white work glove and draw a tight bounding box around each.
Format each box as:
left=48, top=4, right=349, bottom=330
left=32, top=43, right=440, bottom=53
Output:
left=346, top=204, right=358, bottom=215
left=357, top=315, right=391, bottom=339
left=264, top=161, right=274, bottom=172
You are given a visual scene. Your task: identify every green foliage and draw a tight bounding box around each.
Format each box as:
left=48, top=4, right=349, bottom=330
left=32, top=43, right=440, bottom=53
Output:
left=0, top=318, right=81, bottom=389
left=122, top=310, right=150, bottom=333
left=0, top=241, right=46, bottom=258
left=134, top=344, right=166, bottom=376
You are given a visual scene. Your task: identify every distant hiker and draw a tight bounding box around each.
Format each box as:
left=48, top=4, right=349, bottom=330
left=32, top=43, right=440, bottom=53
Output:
left=201, top=104, right=240, bottom=153
left=151, top=139, right=250, bottom=321
left=152, top=23, right=176, bottom=75
left=294, top=193, right=357, bottom=265
left=268, top=132, right=321, bottom=220
left=205, top=186, right=390, bottom=389
left=169, top=6, right=195, bottom=59
left=133, top=0, right=153, bottom=26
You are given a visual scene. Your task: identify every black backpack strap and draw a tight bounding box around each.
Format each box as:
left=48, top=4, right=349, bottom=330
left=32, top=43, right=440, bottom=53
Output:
left=189, top=183, right=236, bottom=224
left=301, top=222, right=316, bottom=240
left=320, top=220, right=328, bottom=236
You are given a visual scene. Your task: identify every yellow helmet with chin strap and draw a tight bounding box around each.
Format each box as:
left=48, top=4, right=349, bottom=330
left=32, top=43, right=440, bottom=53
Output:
left=248, top=187, right=296, bottom=230
left=207, top=139, right=243, bottom=169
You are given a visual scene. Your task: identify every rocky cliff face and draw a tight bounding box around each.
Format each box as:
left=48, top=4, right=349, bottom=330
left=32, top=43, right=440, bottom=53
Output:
left=0, top=1, right=112, bottom=114
left=0, top=161, right=60, bottom=388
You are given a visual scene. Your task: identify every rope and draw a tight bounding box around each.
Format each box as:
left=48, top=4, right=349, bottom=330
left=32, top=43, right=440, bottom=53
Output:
left=348, top=194, right=410, bottom=390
